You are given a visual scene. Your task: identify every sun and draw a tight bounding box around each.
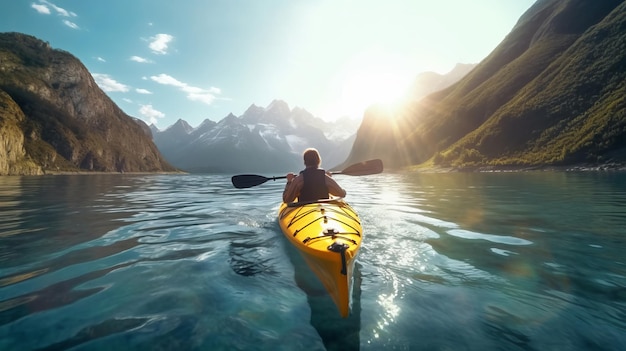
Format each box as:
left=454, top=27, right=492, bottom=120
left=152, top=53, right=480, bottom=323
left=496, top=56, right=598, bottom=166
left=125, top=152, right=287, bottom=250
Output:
left=325, top=51, right=414, bottom=120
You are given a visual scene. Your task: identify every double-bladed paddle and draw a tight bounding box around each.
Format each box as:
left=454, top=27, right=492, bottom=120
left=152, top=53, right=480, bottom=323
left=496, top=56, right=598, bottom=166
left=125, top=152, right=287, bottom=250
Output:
left=231, top=159, right=383, bottom=189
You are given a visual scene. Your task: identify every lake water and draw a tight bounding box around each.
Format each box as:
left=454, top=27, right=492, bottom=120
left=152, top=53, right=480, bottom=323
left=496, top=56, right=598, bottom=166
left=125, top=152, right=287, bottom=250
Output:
left=0, top=171, right=625, bottom=350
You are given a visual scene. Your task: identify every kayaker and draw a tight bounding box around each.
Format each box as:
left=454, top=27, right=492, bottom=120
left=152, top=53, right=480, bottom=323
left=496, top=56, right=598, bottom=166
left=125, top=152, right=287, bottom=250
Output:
left=283, top=148, right=346, bottom=203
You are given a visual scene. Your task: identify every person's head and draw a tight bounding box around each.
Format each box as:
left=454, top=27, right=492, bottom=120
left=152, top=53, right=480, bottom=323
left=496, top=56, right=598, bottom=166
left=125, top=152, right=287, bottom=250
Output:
left=303, top=148, right=321, bottom=168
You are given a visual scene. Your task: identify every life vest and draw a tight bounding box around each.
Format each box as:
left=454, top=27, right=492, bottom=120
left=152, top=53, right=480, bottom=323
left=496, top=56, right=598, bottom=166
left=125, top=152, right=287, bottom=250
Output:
left=298, top=168, right=329, bottom=202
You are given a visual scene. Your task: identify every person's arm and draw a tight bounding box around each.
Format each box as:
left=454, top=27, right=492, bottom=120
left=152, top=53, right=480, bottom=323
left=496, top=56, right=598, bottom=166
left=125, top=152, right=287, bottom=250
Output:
left=283, top=174, right=302, bottom=203
left=325, top=175, right=346, bottom=198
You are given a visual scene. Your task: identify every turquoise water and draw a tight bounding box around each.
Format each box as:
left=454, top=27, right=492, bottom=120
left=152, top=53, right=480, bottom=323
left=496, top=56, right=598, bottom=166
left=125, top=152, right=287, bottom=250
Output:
left=0, top=172, right=625, bottom=350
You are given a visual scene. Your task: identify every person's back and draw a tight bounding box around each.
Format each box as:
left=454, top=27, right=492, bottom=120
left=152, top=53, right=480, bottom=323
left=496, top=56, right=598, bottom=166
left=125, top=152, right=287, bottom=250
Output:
left=283, top=148, right=346, bottom=203
left=298, top=167, right=329, bottom=202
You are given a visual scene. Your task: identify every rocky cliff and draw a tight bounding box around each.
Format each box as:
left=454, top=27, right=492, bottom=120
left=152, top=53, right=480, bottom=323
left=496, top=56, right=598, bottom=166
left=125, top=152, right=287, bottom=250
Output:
left=0, top=32, right=176, bottom=175
left=0, top=90, right=41, bottom=175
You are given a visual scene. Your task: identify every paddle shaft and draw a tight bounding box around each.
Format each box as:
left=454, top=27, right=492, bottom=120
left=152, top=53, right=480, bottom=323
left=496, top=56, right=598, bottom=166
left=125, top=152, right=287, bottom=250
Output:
left=272, top=170, right=351, bottom=182
left=231, top=159, right=383, bottom=189
left=268, top=170, right=345, bottom=181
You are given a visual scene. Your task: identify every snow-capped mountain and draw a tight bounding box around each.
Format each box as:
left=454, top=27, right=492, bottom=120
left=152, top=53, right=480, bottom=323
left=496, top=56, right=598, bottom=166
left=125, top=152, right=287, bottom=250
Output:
left=151, top=100, right=359, bottom=173
left=150, top=64, right=475, bottom=174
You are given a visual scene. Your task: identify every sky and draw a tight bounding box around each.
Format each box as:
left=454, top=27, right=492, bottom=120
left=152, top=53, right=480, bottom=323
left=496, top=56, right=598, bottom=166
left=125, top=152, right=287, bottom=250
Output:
left=1, top=0, right=536, bottom=128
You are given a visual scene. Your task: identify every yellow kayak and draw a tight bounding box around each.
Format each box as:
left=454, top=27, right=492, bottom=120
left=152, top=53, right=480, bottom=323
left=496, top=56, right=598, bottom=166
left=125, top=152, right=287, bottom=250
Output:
left=278, top=198, right=362, bottom=317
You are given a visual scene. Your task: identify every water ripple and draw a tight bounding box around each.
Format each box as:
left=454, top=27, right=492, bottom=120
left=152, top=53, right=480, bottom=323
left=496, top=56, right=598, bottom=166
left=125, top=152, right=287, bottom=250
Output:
left=446, top=229, right=533, bottom=246
left=1, top=173, right=625, bottom=350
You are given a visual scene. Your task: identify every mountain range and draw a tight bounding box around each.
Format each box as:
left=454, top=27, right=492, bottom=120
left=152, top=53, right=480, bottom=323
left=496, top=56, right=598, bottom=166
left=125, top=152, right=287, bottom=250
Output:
left=2, top=0, right=624, bottom=176
left=343, top=0, right=626, bottom=170
left=0, top=32, right=473, bottom=175
left=150, top=64, right=477, bottom=174
left=150, top=100, right=358, bottom=173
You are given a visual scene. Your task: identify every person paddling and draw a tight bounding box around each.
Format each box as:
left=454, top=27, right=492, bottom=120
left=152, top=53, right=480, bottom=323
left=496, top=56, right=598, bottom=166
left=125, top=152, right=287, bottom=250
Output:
left=283, top=148, right=347, bottom=203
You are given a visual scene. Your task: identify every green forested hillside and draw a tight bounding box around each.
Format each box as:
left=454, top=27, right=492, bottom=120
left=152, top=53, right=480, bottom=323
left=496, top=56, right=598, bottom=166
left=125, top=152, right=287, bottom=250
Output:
left=344, top=0, right=626, bottom=170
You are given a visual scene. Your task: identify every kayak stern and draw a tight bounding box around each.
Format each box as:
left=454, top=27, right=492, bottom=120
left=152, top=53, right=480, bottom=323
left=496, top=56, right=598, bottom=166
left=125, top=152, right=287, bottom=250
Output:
left=278, top=199, right=362, bottom=317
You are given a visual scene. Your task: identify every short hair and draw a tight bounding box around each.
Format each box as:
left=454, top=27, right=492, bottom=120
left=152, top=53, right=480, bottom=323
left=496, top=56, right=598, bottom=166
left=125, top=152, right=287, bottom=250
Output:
left=303, top=148, right=321, bottom=167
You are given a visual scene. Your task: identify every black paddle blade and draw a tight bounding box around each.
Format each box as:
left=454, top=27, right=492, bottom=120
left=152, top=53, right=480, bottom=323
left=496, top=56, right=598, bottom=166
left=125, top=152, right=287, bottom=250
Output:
left=339, top=159, right=383, bottom=176
left=231, top=174, right=270, bottom=189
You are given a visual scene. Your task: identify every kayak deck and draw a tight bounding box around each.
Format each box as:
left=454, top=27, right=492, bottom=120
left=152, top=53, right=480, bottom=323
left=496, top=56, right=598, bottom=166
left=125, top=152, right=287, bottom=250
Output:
left=278, top=199, right=362, bottom=317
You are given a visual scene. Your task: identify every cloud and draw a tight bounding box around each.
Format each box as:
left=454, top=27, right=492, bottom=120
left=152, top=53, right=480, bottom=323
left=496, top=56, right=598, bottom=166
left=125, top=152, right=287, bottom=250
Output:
left=130, top=56, right=153, bottom=63
left=150, top=73, right=185, bottom=87
left=96, top=57, right=106, bottom=62
left=136, top=88, right=152, bottom=94
left=187, top=90, right=220, bottom=105
left=139, top=104, right=165, bottom=125
left=150, top=73, right=221, bottom=105
left=31, top=4, right=51, bottom=14
left=92, top=73, right=130, bottom=92
left=33, top=1, right=79, bottom=29
left=63, top=20, right=79, bottom=30
left=40, top=0, right=76, bottom=17
left=149, top=34, right=174, bottom=55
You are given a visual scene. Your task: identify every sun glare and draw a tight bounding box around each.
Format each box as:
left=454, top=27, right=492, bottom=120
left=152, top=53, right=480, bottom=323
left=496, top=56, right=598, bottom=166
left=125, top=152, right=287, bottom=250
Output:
left=324, top=52, right=414, bottom=120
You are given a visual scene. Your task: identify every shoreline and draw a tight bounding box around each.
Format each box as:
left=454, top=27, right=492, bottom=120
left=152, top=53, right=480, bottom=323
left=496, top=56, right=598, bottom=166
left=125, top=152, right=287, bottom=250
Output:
left=41, top=170, right=187, bottom=176
left=6, top=163, right=625, bottom=176
left=408, top=162, right=626, bottom=173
